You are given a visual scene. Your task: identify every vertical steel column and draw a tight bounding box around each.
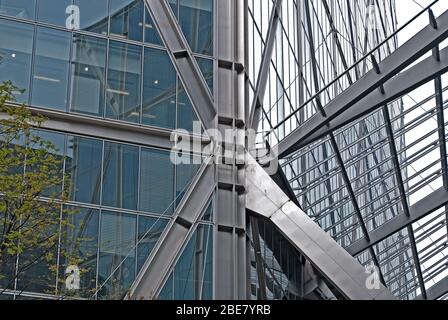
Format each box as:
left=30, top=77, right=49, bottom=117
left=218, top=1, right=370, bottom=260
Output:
left=214, top=0, right=247, bottom=299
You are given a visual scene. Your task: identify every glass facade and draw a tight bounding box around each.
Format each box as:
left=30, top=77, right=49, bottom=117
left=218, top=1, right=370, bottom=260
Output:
left=0, top=0, right=213, bottom=131
left=2, top=0, right=446, bottom=302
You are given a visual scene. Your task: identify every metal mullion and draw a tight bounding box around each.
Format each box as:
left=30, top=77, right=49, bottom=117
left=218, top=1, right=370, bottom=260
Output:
left=353, top=169, right=396, bottom=197
left=393, top=108, right=438, bottom=139
left=401, top=143, right=441, bottom=168
left=362, top=195, right=402, bottom=224
left=357, top=187, right=400, bottom=213
left=424, top=262, right=448, bottom=283
left=419, top=239, right=448, bottom=264
left=415, top=222, right=447, bottom=244
left=408, top=170, right=442, bottom=194
left=413, top=210, right=446, bottom=233
left=434, top=75, right=448, bottom=238
left=293, top=168, right=341, bottom=197
left=395, top=128, right=440, bottom=157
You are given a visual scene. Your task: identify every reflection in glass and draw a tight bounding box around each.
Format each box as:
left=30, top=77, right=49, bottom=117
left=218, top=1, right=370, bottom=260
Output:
left=177, top=79, right=200, bottom=133
left=60, top=206, right=99, bottom=298
left=195, top=57, right=213, bottom=93
left=142, top=48, right=176, bottom=128
left=66, top=136, right=103, bottom=205
left=144, top=7, right=163, bottom=46
left=0, top=19, right=33, bottom=103
left=37, top=0, right=71, bottom=26
left=75, top=0, right=108, bottom=34
left=176, top=154, right=201, bottom=207
left=173, top=224, right=213, bottom=299
left=98, top=210, right=136, bottom=299
left=102, top=142, right=139, bottom=210
left=137, top=216, right=168, bottom=271
left=179, top=0, right=213, bottom=56
left=110, top=0, right=143, bottom=41
left=106, top=41, right=142, bottom=123
left=28, top=130, right=66, bottom=198
left=70, top=34, right=107, bottom=116
left=0, top=0, right=36, bottom=19
left=139, top=148, right=174, bottom=214
left=31, top=27, right=70, bottom=110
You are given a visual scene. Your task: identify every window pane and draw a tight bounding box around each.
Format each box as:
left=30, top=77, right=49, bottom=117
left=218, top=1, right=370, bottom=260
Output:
left=70, top=34, right=107, bottom=116
left=144, top=7, right=163, bottom=46
left=37, top=0, right=71, bottom=26
left=0, top=0, right=36, bottom=19
left=102, top=142, right=139, bottom=210
left=31, top=27, right=71, bottom=111
left=66, top=136, right=103, bottom=205
left=175, top=154, right=201, bottom=207
left=179, top=0, right=213, bottom=56
left=137, top=216, right=168, bottom=272
left=0, top=19, right=33, bottom=103
left=139, top=148, right=174, bottom=214
left=29, top=130, right=66, bottom=198
left=174, top=224, right=213, bottom=300
left=196, top=57, right=213, bottom=93
left=142, top=48, right=176, bottom=129
left=60, top=206, right=99, bottom=298
left=106, top=41, right=142, bottom=123
left=75, top=0, right=108, bottom=34
left=98, top=210, right=136, bottom=299
left=110, top=0, right=143, bottom=41
left=177, top=79, right=200, bottom=132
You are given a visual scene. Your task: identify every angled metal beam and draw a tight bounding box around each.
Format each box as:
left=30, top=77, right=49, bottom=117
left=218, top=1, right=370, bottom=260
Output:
left=144, top=0, right=216, bottom=130
left=277, top=9, right=448, bottom=157
left=249, top=216, right=267, bottom=300
left=249, top=0, right=283, bottom=130
left=246, top=155, right=396, bottom=300
left=346, top=187, right=448, bottom=256
left=384, top=103, right=427, bottom=298
left=434, top=74, right=448, bottom=238
left=290, top=46, right=448, bottom=152
left=127, top=158, right=215, bottom=299
left=415, top=276, right=448, bottom=300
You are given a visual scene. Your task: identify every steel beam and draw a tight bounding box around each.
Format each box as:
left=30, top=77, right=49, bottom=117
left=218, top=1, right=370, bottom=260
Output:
left=346, top=187, right=448, bottom=256
left=248, top=0, right=283, bottom=130
left=127, top=159, right=215, bottom=299
left=289, top=46, right=448, bottom=152
left=276, top=9, right=448, bottom=157
left=144, top=0, right=216, bottom=131
left=245, top=155, right=395, bottom=300
left=415, top=275, right=448, bottom=300
left=1, top=104, right=209, bottom=152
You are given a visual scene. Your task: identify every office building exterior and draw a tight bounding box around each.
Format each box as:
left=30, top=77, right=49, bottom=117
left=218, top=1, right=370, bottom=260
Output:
left=0, top=0, right=447, bottom=300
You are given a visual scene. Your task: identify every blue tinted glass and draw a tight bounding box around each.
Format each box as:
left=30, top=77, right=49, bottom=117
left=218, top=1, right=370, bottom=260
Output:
left=144, top=7, right=163, bottom=46
left=177, top=79, right=200, bottom=132
left=139, top=148, right=174, bottom=214
left=29, top=130, right=66, bottom=198
left=70, top=34, right=107, bottom=116
left=176, top=154, right=201, bottom=207
left=31, top=27, right=71, bottom=110
left=137, top=216, right=168, bottom=272
left=179, top=0, right=213, bottom=56
left=98, top=210, right=136, bottom=299
left=60, top=206, right=99, bottom=298
left=37, top=0, right=71, bottom=26
left=17, top=206, right=60, bottom=294
left=0, top=19, right=33, bottom=103
left=195, top=57, right=213, bottom=93
left=158, top=272, right=174, bottom=300
left=106, top=41, right=142, bottom=123
left=142, top=48, right=176, bottom=128
left=0, top=0, right=36, bottom=19
left=110, top=0, right=143, bottom=41
left=66, top=136, right=103, bottom=205
left=102, top=142, right=139, bottom=210
left=168, top=0, right=177, bottom=17
left=174, top=224, right=213, bottom=299
left=75, top=0, right=108, bottom=34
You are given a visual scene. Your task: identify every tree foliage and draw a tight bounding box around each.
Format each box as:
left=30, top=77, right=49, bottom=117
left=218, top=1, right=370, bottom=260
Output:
left=0, top=81, right=80, bottom=297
